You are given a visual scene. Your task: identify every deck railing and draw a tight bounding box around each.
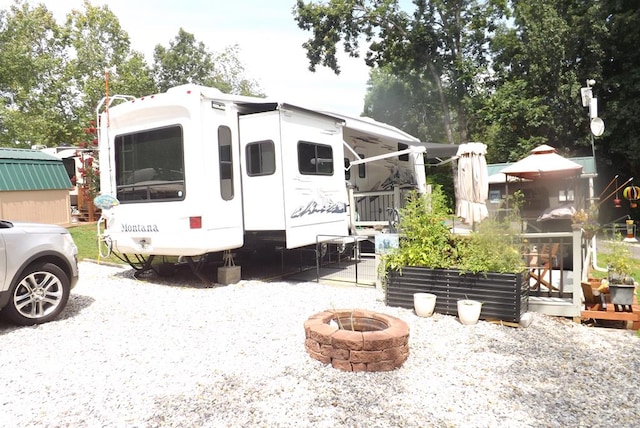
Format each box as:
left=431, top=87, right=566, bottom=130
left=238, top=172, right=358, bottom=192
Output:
left=521, top=228, right=584, bottom=317
left=350, top=187, right=416, bottom=231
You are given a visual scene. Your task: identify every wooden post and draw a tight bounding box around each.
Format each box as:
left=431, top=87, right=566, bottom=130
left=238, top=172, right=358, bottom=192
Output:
left=87, top=199, right=96, bottom=222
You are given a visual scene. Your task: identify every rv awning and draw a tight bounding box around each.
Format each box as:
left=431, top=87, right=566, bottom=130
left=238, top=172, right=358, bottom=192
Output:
left=414, top=141, right=460, bottom=160
left=324, top=112, right=459, bottom=160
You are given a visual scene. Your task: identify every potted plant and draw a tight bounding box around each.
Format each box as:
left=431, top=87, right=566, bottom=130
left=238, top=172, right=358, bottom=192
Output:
left=572, top=207, right=600, bottom=239
left=383, top=187, right=529, bottom=323
left=604, top=234, right=636, bottom=307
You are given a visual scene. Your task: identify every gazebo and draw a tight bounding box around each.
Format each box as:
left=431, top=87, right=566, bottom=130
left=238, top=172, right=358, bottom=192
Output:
left=497, top=145, right=586, bottom=228
left=500, top=144, right=583, bottom=180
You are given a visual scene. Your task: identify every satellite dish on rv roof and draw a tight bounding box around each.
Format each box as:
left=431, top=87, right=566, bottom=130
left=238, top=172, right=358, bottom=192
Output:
left=590, top=117, right=605, bottom=137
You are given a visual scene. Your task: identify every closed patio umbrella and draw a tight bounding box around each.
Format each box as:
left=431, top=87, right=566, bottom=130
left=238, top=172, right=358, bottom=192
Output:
left=456, top=142, right=489, bottom=225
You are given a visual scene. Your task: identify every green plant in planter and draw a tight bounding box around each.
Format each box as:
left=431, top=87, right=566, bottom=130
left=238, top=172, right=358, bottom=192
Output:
left=381, top=187, right=526, bottom=276
left=605, top=233, right=635, bottom=285
left=381, top=187, right=457, bottom=274
left=455, top=216, right=525, bottom=274
left=601, top=233, right=637, bottom=307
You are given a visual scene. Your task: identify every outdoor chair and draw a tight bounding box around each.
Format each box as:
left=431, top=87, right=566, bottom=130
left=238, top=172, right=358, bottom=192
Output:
left=529, top=243, right=560, bottom=291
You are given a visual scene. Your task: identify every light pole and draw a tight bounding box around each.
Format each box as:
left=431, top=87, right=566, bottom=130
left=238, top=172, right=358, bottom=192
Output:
left=580, top=79, right=603, bottom=207
left=580, top=79, right=605, bottom=160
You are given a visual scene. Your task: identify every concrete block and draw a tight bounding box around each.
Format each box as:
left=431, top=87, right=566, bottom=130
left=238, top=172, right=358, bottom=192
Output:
left=217, top=266, right=241, bottom=285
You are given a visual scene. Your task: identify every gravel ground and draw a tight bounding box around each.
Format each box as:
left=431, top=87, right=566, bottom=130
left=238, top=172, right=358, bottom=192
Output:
left=1, top=261, right=639, bottom=428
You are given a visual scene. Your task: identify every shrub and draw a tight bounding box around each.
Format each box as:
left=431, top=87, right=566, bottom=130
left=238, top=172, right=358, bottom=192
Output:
left=382, top=187, right=526, bottom=275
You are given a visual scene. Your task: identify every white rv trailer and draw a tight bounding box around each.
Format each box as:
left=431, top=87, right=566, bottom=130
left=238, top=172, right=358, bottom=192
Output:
left=96, top=84, right=457, bottom=272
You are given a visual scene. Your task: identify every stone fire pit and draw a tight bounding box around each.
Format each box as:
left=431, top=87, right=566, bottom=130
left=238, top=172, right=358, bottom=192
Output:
left=304, top=309, right=410, bottom=372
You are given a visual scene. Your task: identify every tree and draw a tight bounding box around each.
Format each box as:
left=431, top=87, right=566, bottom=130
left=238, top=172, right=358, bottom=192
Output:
left=0, top=0, right=71, bottom=147
left=152, top=29, right=262, bottom=96
left=108, top=51, right=157, bottom=98
left=295, top=0, right=507, bottom=145
left=363, top=67, right=444, bottom=144
left=479, top=0, right=607, bottom=163
left=65, top=0, right=149, bottom=135
left=0, top=1, right=262, bottom=150
left=210, top=45, right=263, bottom=96
left=600, top=2, right=640, bottom=178
left=0, top=0, right=153, bottom=147
left=152, top=28, right=215, bottom=92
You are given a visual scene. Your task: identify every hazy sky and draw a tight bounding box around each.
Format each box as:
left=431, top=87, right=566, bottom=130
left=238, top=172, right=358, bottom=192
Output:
left=1, top=0, right=371, bottom=116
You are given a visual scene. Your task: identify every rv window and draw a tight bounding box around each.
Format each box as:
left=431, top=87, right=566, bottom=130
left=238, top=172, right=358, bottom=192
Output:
left=398, top=143, right=409, bottom=161
left=246, top=140, right=276, bottom=176
left=114, top=125, right=185, bottom=203
left=358, top=154, right=365, bottom=178
left=298, top=141, right=333, bottom=175
left=218, top=126, right=234, bottom=200
left=344, top=158, right=350, bottom=180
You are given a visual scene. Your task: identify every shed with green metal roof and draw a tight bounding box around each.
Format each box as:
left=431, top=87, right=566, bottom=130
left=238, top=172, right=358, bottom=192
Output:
left=0, top=148, right=73, bottom=225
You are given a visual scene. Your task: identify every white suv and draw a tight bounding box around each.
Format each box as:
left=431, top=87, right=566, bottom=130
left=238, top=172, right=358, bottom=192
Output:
left=0, top=220, right=79, bottom=325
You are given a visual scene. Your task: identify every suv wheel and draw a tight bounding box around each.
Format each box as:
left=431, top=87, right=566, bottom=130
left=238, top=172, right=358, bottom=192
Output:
left=3, top=262, right=71, bottom=326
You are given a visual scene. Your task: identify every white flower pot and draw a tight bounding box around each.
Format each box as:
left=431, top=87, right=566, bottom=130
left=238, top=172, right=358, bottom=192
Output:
left=413, top=293, right=437, bottom=317
left=457, top=299, right=482, bottom=325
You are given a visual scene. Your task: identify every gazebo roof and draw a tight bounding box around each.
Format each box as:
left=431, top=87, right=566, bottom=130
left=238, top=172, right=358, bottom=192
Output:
left=499, top=145, right=584, bottom=180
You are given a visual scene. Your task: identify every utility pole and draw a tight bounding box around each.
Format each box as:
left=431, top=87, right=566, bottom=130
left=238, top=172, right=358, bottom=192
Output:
left=580, top=79, right=605, bottom=160
left=580, top=79, right=604, bottom=206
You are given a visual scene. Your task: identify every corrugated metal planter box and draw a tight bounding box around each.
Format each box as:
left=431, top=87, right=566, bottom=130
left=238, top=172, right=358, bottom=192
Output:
left=386, top=267, right=529, bottom=323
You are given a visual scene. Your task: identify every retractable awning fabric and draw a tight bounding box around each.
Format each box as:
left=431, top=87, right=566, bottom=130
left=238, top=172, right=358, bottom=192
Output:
left=325, top=112, right=459, bottom=160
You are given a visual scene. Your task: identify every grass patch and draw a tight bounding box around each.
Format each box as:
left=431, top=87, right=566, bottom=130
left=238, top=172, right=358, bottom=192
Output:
left=589, top=245, right=640, bottom=279
left=67, top=223, right=124, bottom=265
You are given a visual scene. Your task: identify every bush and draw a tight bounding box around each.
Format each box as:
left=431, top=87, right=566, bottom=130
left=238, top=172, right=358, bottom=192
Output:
left=382, top=187, right=526, bottom=275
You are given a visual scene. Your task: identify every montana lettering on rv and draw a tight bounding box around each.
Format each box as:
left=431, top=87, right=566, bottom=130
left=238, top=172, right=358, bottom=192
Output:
left=121, top=224, right=159, bottom=233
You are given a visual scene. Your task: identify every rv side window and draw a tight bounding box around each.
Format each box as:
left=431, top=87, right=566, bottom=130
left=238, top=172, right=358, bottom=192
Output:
left=344, top=158, right=350, bottom=180
left=114, top=125, right=185, bottom=203
left=358, top=154, right=366, bottom=178
left=246, top=140, right=275, bottom=176
left=218, top=126, right=234, bottom=200
left=298, top=141, right=333, bottom=175
left=398, top=143, right=409, bottom=161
